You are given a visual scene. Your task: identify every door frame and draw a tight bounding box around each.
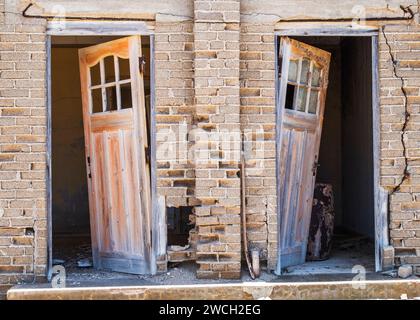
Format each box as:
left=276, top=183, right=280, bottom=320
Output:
left=274, top=27, right=384, bottom=275
left=45, top=21, right=158, bottom=279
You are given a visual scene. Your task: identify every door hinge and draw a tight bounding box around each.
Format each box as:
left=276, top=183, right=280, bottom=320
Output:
left=139, top=56, right=146, bottom=74
left=87, top=156, right=92, bottom=179
left=312, top=159, right=320, bottom=176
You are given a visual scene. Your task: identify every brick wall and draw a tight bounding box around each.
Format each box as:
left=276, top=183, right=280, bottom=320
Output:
left=193, top=0, right=242, bottom=279
left=239, top=23, right=277, bottom=269
left=155, top=21, right=196, bottom=208
left=380, top=22, right=420, bottom=274
left=0, top=0, right=48, bottom=293
left=154, top=20, right=197, bottom=271
left=0, top=0, right=419, bottom=288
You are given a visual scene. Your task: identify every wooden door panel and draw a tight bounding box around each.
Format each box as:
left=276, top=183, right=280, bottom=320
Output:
left=99, top=253, right=149, bottom=272
left=122, top=130, right=142, bottom=255
left=92, top=133, right=110, bottom=254
left=280, top=129, right=304, bottom=248
left=79, top=36, right=151, bottom=274
left=283, top=111, right=318, bottom=131
left=279, top=129, right=318, bottom=267
left=286, top=130, right=306, bottom=249
left=277, top=37, right=331, bottom=271
left=296, top=132, right=317, bottom=245
left=91, top=109, right=133, bottom=132
left=95, top=129, right=145, bottom=257
left=107, top=131, right=127, bottom=253
left=279, top=128, right=315, bottom=266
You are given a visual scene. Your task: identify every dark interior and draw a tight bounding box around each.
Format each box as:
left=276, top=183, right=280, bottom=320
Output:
left=291, top=36, right=375, bottom=263
left=167, top=206, right=194, bottom=246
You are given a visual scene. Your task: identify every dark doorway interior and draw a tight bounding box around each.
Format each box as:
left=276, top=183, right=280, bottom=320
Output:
left=284, top=36, right=375, bottom=274
left=167, top=207, right=194, bottom=246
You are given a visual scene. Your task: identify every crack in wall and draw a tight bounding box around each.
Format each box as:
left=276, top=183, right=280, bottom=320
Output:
left=381, top=26, right=411, bottom=195
left=156, top=12, right=193, bottom=20
left=400, top=4, right=416, bottom=19
left=241, top=4, right=419, bottom=23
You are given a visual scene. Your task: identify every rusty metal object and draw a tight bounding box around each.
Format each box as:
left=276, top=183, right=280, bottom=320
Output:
left=306, top=183, right=335, bottom=261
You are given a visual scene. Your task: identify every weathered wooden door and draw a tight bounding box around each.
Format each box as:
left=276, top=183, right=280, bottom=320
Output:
left=79, top=36, right=152, bottom=274
left=276, top=37, right=331, bottom=270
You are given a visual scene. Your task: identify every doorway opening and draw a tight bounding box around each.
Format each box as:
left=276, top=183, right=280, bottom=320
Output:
left=51, top=35, right=151, bottom=275
left=277, top=35, right=377, bottom=275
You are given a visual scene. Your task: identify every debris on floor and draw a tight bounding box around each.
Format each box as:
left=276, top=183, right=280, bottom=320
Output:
left=53, top=236, right=92, bottom=269
left=398, top=265, right=413, bottom=279
left=168, top=244, right=190, bottom=251
left=381, top=269, right=398, bottom=278
left=77, top=258, right=93, bottom=268
left=52, top=259, right=65, bottom=265
left=284, top=231, right=375, bottom=275
left=167, top=245, right=196, bottom=262
left=52, top=234, right=389, bottom=285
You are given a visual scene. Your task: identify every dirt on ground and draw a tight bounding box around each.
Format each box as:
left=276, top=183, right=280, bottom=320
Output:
left=50, top=234, right=418, bottom=288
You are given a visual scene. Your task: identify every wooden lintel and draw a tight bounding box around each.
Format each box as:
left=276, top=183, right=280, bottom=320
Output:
left=47, top=21, right=152, bottom=36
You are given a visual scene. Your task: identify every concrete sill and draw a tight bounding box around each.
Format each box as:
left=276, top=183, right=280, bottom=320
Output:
left=7, top=279, right=420, bottom=300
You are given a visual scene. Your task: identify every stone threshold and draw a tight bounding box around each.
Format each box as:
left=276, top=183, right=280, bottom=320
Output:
left=7, top=279, right=420, bottom=300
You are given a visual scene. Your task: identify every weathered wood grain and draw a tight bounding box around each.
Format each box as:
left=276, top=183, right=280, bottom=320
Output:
left=79, top=36, right=151, bottom=274
left=276, top=37, right=331, bottom=271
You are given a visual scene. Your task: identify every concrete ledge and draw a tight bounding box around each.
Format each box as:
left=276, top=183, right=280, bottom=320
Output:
left=7, top=279, right=420, bottom=300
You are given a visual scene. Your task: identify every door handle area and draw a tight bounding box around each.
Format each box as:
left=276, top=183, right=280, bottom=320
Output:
left=312, top=160, right=320, bottom=176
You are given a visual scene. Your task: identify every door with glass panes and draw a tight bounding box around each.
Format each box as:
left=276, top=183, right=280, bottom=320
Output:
left=78, top=36, right=151, bottom=274
left=277, top=37, right=331, bottom=270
